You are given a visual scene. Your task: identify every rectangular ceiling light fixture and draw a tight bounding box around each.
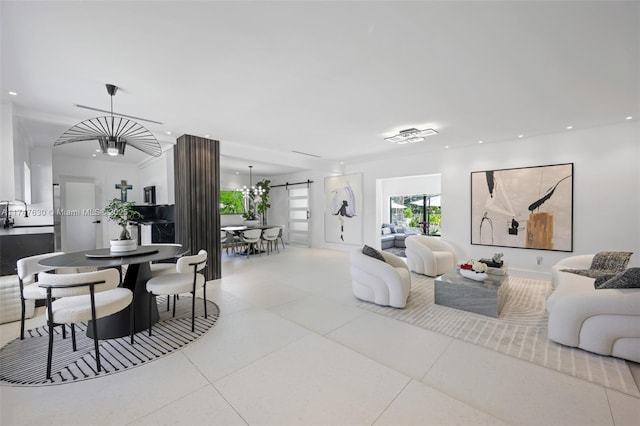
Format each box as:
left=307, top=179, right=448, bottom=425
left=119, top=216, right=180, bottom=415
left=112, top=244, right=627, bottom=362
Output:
left=384, top=128, right=438, bottom=144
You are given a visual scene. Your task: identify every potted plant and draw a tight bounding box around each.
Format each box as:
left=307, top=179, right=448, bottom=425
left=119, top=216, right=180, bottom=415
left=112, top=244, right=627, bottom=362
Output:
left=241, top=191, right=259, bottom=227
left=256, top=179, right=271, bottom=225
left=103, top=198, right=143, bottom=252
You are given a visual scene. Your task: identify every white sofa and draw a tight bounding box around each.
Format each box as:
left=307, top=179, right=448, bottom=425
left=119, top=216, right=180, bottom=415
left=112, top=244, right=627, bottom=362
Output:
left=547, top=254, right=640, bottom=363
left=350, top=249, right=411, bottom=308
left=405, top=235, right=458, bottom=277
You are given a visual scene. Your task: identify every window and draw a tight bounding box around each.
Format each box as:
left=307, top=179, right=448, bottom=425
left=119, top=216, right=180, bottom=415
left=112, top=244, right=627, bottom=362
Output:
left=220, top=190, right=243, bottom=214
left=389, top=194, right=441, bottom=235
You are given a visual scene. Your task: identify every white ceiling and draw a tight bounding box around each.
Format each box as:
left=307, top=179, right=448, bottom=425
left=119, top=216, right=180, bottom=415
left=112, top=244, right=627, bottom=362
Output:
left=1, top=1, right=638, bottom=176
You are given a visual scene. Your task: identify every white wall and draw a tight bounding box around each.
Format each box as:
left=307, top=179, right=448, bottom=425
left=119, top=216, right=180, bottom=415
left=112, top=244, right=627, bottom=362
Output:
left=139, top=153, right=173, bottom=205
left=13, top=148, right=53, bottom=226
left=345, top=121, right=639, bottom=279
left=0, top=101, right=16, bottom=200
left=53, top=153, right=142, bottom=247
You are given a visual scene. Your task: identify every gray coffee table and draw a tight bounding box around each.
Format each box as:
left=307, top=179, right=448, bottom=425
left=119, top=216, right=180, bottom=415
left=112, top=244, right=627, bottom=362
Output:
left=434, top=268, right=510, bottom=318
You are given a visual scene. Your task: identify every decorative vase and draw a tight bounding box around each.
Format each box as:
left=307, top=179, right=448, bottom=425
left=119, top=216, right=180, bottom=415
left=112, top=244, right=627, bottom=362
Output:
left=243, top=219, right=260, bottom=227
left=110, top=239, right=137, bottom=252
left=460, top=268, right=488, bottom=282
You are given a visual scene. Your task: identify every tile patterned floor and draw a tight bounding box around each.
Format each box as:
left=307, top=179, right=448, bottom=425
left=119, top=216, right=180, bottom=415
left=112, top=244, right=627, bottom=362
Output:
left=1, top=246, right=639, bottom=425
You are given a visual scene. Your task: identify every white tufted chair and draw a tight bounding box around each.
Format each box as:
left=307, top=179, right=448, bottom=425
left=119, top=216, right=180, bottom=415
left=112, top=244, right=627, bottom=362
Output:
left=38, top=268, right=133, bottom=380
left=405, top=235, right=458, bottom=277
left=350, top=249, right=411, bottom=308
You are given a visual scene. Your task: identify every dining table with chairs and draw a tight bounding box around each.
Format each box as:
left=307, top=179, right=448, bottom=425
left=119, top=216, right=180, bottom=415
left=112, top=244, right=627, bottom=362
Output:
left=221, top=224, right=285, bottom=257
left=37, top=244, right=188, bottom=339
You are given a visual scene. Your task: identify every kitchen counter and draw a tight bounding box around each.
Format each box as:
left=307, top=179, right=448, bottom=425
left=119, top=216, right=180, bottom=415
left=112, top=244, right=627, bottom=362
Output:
left=0, top=226, right=55, bottom=275
left=0, top=226, right=54, bottom=236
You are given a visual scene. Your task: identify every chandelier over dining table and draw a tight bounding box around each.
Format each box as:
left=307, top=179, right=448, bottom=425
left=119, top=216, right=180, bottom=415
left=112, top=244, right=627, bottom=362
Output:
left=239, top=165, right=265, bottom=199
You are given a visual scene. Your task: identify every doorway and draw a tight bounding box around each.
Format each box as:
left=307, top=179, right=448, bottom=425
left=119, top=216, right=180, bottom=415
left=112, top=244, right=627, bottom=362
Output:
left=287, top=186, right=310, bottom=247
left=60, top=178, right=99, bottom=252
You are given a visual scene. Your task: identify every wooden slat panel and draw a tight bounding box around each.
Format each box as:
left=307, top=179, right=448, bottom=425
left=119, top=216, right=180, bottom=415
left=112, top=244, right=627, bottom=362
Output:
left=174, top=135, right=221, bottom=280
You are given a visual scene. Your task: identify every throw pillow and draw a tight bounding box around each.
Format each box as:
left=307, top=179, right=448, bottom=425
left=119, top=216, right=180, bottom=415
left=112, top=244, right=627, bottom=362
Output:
left=381, top=227, right=392, bottom=235
left=594, top=273, right=618, bottom=287
left=362, top=245, right=386, bottom=263
left=389, top=225, right=397, bottom=234
left=590, top=251, right=633, bottom=272
left=561, top=269, right=617, bottom=280
left=595, top=268, right=640, bottom=289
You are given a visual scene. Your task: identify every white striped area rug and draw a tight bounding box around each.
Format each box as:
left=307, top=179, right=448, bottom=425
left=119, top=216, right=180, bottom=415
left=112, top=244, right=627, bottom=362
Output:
left=0, top=296, right=219, bottom=386
left=357, top=274, right=639, bottom=397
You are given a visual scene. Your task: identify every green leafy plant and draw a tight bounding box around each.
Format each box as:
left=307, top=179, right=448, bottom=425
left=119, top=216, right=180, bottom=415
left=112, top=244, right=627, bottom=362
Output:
left=404, top=207, right=413, bottom=219
left=220, top=190, right=243, bottom=214
left=242, top=208, right=257, bottom=221
left=256, top=179, right=271, bottom=224
left=103, top=198, right=143, bottom=240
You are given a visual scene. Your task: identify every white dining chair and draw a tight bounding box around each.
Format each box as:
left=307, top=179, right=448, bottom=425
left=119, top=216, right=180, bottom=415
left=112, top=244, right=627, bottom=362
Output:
left=276, top=226, right=286, bottom=250
left=240, top=229, right=263, bottom=258
left=146, top=250, right=208, bottom=334
left=38, top=268, right=134, bottom=380
left=16, top=252, right=64, bottom=340
left=261, top=227, right=281, bottom=254
left=149, top=243, right=184, bottom=278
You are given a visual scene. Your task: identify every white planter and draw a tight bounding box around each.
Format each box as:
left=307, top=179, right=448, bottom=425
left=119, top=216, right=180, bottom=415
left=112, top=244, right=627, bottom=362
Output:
left=460, top=269, right=488, bottom=282
left=110, top=239, right=137, bottom=252
left=243, top=220, right=260, bottom=227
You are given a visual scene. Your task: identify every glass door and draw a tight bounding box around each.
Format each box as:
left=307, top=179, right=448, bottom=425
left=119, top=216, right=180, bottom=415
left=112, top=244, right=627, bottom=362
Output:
left=288, top=187, right=310, bottom=247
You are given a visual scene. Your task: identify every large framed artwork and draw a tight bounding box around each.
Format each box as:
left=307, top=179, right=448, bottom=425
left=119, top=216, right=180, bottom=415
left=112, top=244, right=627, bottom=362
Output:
left=471, top=163, right=573, bottom=251
left=325, top=173, right=363, bottom=245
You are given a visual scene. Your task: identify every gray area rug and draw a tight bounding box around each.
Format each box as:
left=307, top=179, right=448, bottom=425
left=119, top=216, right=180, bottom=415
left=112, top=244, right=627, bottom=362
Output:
left=356, top=273, right=639, bottom=397
left=0, top=296, right=219, bottom=386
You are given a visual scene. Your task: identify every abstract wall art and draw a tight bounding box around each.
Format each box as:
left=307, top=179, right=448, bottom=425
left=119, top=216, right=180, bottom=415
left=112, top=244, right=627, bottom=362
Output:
left=471, top=163, right=573, bottom=251
left=325, top=173, right=363, bottom=245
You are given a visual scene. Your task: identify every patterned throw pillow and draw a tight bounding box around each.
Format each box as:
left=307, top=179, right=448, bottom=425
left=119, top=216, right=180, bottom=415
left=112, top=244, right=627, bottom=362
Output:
left=590, top=252, right=633, bottom=272
left=595, top=268, right=640, bottom=289
left=381, top=227, right=392, bottom=235
left=362, top=245, right=386, bottom=263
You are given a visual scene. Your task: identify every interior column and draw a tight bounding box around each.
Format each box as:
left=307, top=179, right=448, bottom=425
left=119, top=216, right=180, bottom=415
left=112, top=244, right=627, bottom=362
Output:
left=174, top=135, right=221, bottom=280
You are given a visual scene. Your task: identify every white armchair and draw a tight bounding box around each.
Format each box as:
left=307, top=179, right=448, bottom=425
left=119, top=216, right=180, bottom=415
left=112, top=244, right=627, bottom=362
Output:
left=350, top=249, right=411, bottom=308
left=547, top=254, right=640, bottom=362
left=550, top=254, right=593, bottom=288
left=405, top=235, right=458, bottom=277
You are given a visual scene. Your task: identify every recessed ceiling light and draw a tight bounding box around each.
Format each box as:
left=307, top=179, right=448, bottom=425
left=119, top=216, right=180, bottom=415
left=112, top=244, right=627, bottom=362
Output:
left=8, top=91, right=17, bottom=96
left=626, top=116, right=633, bottom=120
left=166, top=131, right=172, bottom=135
left=478, top=140, right=484, bottom=144
left=95, top=149, right=101, bottom=152
left=444, top=145, right=449, bottom=149
left=566, top=125, right=573, bottom=130
left=92, top=154, right=96, bottom=157
left=235, top=171, right=239, bottom=175
left=340, top=161, right=344, bottom=165
left=518, top=134, right=524, bottom=138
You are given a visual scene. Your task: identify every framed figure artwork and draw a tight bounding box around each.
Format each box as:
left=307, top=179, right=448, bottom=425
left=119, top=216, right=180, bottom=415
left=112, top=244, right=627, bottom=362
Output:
left=325, top=173, right=363, bottom=245
left=471, top=163, right=573, bottom=252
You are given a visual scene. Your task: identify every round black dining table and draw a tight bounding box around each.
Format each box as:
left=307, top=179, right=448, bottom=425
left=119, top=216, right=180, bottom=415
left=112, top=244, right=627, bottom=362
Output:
left=39, top=244, right=187, bottom=339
